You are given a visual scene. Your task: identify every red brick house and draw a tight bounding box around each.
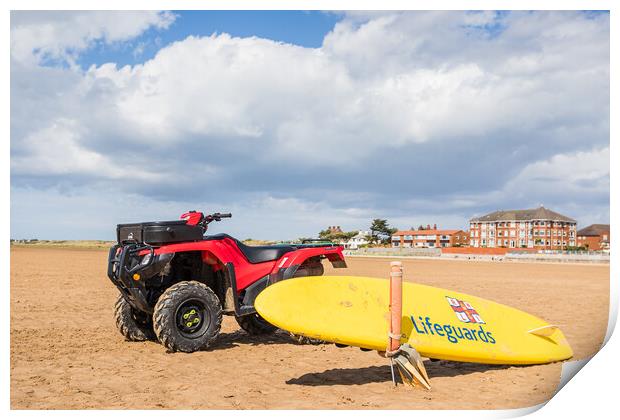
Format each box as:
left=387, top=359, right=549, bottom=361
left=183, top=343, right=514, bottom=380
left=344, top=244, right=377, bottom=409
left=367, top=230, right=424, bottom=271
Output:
left=392, top=228, right=469, bottom=248
left=577, top=224, right=610, bottom=251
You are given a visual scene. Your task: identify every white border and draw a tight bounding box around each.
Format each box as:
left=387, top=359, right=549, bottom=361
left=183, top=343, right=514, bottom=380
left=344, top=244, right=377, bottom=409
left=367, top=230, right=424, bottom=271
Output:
left=4, top=1, right=616, bottom=419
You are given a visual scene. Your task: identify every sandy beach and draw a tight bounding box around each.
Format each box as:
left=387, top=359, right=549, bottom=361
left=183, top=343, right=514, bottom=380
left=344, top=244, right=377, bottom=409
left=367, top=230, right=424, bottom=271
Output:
left=10, top=247, right=609, bottom=409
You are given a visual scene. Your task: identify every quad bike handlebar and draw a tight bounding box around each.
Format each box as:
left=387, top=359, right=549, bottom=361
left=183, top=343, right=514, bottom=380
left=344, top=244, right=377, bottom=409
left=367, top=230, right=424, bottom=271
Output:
left=203, top=212, right=232, bottom=224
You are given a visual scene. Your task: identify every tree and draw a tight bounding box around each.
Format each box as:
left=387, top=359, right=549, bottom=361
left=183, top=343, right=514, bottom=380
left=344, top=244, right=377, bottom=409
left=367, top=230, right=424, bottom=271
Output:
left=318, top=229, right=332, bottom=240
left=318, top=228, right=358, bottom=244
left=369, top=219, right=398, bottom=245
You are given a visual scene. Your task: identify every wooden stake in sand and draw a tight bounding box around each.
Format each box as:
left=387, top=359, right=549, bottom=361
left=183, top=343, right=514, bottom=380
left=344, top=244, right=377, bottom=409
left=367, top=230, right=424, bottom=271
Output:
left=386, top=261, right=431, bottom=390
left=389, top=261, right=403, bottom=354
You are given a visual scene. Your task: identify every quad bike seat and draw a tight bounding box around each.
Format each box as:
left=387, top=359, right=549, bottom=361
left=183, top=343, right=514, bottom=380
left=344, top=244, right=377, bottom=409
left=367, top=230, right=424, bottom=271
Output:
left=204, top=234, right=296, bottom=264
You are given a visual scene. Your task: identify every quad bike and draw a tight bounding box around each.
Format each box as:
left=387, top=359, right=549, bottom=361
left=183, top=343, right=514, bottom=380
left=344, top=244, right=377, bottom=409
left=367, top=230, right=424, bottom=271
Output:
left=106, top=211, right=347, bottom=352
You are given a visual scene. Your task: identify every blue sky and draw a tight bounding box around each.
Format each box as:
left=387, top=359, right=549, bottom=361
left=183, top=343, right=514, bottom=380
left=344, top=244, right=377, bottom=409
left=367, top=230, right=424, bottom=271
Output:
left=10, top=11, right=610, bottom=240
left=77, top=11, right=343, bottom=69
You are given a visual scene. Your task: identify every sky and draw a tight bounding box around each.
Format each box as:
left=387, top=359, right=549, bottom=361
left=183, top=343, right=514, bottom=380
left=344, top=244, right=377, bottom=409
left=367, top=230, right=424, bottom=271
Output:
left=10, top=10, right=610, bottom=241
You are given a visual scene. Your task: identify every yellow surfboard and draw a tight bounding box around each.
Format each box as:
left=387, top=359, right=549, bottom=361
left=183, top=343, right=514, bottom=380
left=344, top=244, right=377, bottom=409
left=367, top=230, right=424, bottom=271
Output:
left=255, top=276, right=573, bottom=365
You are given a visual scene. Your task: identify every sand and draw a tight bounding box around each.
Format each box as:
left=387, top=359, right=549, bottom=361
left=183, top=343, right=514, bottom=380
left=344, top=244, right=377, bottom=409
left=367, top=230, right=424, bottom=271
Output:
left=10, top=247, right=609, bottom=409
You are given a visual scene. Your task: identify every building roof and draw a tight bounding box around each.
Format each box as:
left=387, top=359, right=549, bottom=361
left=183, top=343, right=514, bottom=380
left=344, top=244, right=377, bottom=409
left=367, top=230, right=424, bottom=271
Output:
left=393, top=229, right=461, bottom=236
left=470, top=206, right=576, bottom=223
left=577, top=224, right=610, bottom=237
left=350, top=231, right=370, bottom=240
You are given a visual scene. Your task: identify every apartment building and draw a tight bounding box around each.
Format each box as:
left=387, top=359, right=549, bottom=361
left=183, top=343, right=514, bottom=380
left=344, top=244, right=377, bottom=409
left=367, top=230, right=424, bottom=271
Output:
left=469, top=206, right=577, bottom=250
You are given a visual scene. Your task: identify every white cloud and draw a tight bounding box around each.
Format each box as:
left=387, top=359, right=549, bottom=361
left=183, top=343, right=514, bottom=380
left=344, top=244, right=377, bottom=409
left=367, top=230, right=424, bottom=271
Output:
left=73, top=12, right=606, bottom=163
left=507, top=147, right=610, bottom=196
left=441, top=147, right=610, bottom=226
left=11, top=119, right=163, bottom=181
left=10, top=11, right=175, bottom=65
left=10, top=11, right=610, bottom=238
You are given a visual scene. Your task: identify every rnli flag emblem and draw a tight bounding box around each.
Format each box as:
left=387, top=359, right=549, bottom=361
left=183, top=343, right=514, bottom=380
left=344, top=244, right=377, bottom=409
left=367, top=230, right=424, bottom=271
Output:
left=446, top=297, right=485, bottom=324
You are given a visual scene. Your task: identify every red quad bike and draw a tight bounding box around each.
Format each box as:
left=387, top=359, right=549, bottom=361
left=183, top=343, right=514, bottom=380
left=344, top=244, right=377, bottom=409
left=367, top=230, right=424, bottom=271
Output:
left=107, top=211, right=347, bottom=352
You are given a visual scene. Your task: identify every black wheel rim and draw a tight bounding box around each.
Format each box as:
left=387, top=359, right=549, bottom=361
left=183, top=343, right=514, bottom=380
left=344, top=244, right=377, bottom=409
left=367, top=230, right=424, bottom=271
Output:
left=175, top=299, right=209, bottom=338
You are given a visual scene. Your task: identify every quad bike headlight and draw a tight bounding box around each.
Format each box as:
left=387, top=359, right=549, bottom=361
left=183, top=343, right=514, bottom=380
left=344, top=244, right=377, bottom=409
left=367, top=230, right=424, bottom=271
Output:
left=141, top=252, right=152, bottom=266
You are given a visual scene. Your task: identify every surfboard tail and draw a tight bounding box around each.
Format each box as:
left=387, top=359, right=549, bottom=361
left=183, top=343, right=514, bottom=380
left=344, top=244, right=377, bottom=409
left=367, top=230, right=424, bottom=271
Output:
left=392, top=344, right=431, bottom=390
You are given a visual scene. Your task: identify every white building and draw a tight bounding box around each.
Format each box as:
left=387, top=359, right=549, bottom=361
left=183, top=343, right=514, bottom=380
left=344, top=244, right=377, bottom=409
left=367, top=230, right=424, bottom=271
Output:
left=344, top=230, right=370, bottom=249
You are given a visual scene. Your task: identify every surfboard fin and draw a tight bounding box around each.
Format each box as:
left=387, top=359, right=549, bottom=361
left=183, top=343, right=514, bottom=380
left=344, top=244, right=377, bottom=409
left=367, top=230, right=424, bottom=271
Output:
left=528, top=325, right=559, bottom=337
left=392, top=344, right=431, bottom=390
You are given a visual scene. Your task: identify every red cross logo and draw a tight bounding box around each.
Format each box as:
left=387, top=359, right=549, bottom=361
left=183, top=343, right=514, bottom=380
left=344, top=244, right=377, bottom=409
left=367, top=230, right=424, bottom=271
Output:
left=446, top=297, right=485, bottom=324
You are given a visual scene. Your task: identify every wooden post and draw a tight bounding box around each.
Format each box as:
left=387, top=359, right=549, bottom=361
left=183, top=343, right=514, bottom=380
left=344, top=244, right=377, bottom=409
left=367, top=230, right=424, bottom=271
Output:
left=389, top=261, right=403, bottom=353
